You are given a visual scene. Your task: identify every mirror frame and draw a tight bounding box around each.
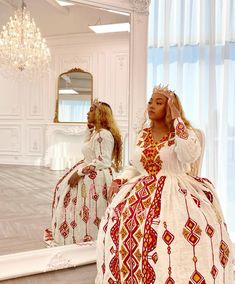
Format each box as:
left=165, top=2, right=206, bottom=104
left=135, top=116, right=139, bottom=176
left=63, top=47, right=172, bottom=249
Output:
left=54, top=67, right=93, bottom=123
left=0, top=0, right=150, bottom=280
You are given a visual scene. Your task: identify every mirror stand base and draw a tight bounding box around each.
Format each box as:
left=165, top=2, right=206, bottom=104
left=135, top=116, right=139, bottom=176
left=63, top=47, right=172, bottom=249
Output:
left=0, top=242, right=96, bottom=281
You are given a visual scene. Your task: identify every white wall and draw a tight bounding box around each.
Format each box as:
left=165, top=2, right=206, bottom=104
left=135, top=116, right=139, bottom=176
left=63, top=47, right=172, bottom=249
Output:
left=0, top=32, right=129, bottom=166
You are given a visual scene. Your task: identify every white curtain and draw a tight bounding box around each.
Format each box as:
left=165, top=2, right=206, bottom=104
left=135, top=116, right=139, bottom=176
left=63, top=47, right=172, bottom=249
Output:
left=59, top=100, right=90, bottom=122
left=148, top=0, right=235, bottom=242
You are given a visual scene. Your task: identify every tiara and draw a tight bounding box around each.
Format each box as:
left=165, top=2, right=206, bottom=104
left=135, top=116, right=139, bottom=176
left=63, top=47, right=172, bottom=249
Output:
left=153, top=84, right=175, bottom=95
left=92, top=98, right=101, bottom=108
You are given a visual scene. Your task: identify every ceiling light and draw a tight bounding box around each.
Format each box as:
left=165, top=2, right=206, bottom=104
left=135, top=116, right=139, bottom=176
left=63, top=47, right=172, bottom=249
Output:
left=89, top=23, right=130, bottom=33
left=56, top=0, right=75, bottom=6
left=0, top=0, right=50, bottom=78
left=59, top=89, right=78, bottom=94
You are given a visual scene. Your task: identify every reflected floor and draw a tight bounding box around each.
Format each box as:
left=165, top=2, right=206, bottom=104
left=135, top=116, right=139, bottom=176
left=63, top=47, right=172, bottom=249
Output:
left=0, top=165, right=64, bottom=255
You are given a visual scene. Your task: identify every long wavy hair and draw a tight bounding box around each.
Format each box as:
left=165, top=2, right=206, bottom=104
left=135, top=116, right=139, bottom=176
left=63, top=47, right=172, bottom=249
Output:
left=93, top=102, right=122, bottom=172
left=140, top=85, right=192, bottom=131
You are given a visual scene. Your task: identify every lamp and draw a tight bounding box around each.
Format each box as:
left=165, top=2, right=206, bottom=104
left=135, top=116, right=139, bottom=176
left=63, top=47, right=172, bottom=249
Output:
left=89, top=23, right=130, bottom=33
left=0, top=0, right=51, bottom=78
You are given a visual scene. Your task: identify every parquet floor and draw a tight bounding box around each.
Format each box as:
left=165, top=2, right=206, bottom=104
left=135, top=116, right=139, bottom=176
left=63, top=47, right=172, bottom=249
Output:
left=0, top=164, right=64, bottom=255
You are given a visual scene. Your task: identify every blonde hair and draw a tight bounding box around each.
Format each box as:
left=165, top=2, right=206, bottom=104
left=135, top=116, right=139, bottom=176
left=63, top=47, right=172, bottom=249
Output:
left=152, top=85, right=192, bottom=129
left=93, top=102, right=122, bottom=172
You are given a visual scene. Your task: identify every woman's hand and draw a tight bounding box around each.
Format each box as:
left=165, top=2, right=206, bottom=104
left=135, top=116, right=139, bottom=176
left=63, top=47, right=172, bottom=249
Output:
left=82, top=165, right=95, bottom=175
left=164, top=92, right=180, bottom=120
left=68, top=172, right=81, bottom=188
left=87, top=122, right=95, bottom=129
left=107, top=181, right=120, bottom=203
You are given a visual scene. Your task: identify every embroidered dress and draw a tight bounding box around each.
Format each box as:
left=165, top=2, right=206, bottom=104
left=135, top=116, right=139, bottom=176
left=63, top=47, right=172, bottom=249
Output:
left=96, top=118, right=233, bottom=284
left=44, top=128, right=115, bottom=246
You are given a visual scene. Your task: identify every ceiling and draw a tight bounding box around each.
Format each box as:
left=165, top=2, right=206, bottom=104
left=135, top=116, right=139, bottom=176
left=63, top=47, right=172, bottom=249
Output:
left=0, top=0, right=129, bottom=37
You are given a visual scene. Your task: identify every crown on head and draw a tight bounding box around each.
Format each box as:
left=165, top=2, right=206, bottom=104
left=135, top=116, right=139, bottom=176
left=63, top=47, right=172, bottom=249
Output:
left=153, top=84, right=174, bottom=95
left=93, top=98, right=101, bottom=108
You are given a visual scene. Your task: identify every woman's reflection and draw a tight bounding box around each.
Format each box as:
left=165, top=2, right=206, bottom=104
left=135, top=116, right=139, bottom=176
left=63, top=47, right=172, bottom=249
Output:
left=44, top=99, right=122, bottom=246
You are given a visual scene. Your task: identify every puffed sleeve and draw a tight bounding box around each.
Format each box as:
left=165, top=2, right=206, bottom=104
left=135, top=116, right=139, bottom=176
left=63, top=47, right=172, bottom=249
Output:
left=174, top=117, right=201, bottom=164
left=85, top=129, right=114, bottom=171
left=114, top=164, right=140, bottom=183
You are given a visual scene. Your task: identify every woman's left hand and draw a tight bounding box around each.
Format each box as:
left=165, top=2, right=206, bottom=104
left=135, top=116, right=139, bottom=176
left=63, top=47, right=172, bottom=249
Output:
left=68, top=172, right=81, bottom=188
left=164, top=92, right=180, bottom=120
left=82, top=165, right=96, bottom=175
left=107, top=181, right=120, bottom=203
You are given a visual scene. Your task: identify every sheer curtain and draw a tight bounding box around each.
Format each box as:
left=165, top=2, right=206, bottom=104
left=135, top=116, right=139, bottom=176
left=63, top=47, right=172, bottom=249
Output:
left=148, top=0, right=235, bottom=242
left=59, top=100, right=90, bottom=122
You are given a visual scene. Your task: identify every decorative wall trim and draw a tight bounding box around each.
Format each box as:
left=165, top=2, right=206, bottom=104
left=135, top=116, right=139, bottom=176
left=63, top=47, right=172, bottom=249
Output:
left=129, top=0, right=151, bottom=14
left=0, top=125, right=21, bottom=153
left=27, top=126, right=44, bottom=155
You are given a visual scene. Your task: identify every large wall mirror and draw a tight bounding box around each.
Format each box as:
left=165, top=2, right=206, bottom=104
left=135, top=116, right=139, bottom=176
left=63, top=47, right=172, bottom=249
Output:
left=0, top=0, right=149, bottom=281
left=54, top=68, right=93, bottom=123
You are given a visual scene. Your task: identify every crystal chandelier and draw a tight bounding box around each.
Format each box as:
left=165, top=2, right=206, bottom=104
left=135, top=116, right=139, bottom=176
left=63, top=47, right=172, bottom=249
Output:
left=0, top=0, right=51, bottom=78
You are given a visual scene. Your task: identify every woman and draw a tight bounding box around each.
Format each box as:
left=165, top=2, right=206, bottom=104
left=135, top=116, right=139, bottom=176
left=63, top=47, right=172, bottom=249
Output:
left=44, top=100, right=122, bottom=246
left=96, top=86, right=233, bottom=283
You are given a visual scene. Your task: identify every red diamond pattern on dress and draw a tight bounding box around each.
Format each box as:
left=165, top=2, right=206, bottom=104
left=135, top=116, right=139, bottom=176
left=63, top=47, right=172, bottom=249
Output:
left=210, top=265, right=218, bottom=279
left=185, top=218, right=197, bottom=231
left=59, top=221, right=69, bottom=238
left=88, top=171, right=97, bottom=180
left=187, top=233, right=200, bottom=246
left=219, top=240, right=230, bottom=268
left=205, top=224, right=214, bottom=238
left=97, top=136, right=103, bottom=143
left=183, top=218, right=201, bottom=247
left=165, top=277, right=175, bottom=284
left=141, top=177, right=165, bottom=284
left=162, top=229, right=175, bottom=246
left=98, top=155, right=103, bottom=161
left=94, top=217, right=101, bottom=227
left=151, top=252, right=158, bottom=263
left=92, top=192, right=99, bottom=201
left=189, top=270, right=206, bottom=284
left=70, top=220, right=77, bottom=229
left=142, top=175, right=156, bottom=186
left=83, top=234, right=93, bottom=242
left=63, top=191, right=71, bottom=208
left=79, top=205, right=89, bottom=223
left=138, top=187, right=151, bottom=199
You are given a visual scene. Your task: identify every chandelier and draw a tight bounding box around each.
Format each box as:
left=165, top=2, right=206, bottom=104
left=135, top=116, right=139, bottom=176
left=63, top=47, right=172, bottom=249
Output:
left=0, top=0, right=51, bottom=78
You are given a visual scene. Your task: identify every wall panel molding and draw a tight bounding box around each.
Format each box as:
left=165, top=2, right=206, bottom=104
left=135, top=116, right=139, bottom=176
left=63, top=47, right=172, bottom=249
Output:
left=0, top=32, right=129, bottom=166
left=0, top=125, right=21, bottom=153
left=26, top=125, right=44, bottom=155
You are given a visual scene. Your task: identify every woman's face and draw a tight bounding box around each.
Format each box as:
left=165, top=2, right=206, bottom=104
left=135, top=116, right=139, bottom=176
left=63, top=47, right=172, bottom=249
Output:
left=87, top=105, right=96, bottom=124
left=147, top=92, right=168, bottom=121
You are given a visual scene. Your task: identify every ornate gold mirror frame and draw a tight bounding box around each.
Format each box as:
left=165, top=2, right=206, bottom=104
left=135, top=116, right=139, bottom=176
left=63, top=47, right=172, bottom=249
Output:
left=54, top=67, right=93, bottom=123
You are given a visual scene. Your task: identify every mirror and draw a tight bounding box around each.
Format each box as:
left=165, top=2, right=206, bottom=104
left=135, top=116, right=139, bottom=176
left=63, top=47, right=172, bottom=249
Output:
left=54, top=68, right=93, bottom=123
left=0, top=0, right=149, bottom=280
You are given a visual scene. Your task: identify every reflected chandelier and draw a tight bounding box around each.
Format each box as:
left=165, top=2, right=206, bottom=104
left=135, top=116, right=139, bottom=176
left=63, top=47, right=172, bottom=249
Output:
left=0, top=0, right=51, bottom=77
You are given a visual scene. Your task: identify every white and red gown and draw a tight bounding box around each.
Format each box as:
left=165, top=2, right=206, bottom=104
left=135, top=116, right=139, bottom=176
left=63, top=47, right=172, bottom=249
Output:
left=44, top=128, right=115, bottom=246
left=96, top=118, right=233, bottom=284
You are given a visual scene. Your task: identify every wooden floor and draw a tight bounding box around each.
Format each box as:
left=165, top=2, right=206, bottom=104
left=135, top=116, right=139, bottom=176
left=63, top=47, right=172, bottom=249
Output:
left=0, top=164, right=64, bottom=255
